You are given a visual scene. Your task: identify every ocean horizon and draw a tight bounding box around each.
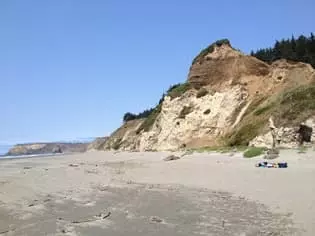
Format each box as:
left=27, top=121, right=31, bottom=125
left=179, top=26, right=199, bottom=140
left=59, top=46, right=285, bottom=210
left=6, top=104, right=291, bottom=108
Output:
left=0, top=144, right=13, bottom=156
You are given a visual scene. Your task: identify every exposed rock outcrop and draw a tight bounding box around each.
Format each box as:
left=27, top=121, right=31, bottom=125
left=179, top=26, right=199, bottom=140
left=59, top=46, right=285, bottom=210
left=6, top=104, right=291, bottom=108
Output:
left=97, top=40, right=315, bottom=151
left=250, top=118, right=315, bottom=148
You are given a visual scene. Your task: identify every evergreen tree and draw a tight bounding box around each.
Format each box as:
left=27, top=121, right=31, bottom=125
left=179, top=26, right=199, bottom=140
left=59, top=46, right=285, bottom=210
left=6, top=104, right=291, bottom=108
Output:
left=251, top=33, right=315, bottom=68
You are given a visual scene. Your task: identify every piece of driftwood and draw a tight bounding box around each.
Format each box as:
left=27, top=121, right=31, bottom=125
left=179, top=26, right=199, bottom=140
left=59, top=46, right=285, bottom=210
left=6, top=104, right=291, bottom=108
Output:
left=71, top=211, right=111, bottom=224
left=163, top=155, right=180, bottom=161
left=267, top=116, right=279, bottom=159
left=269, top=116, right=277, bottom=149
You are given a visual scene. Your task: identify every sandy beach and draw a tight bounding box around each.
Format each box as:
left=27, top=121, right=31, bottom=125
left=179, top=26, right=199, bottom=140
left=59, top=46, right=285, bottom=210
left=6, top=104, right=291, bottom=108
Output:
left=0, top=149, right=314, bottom=235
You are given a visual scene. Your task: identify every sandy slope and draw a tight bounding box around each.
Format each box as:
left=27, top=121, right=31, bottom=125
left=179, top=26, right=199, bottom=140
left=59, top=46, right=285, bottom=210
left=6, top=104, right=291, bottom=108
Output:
left=0, top=149, right=314, bottom=235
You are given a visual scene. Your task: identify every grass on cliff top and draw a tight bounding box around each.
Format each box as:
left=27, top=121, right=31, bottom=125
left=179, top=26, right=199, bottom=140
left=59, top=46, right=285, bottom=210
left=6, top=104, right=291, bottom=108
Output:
left=192, top=39, right=231, bottom=65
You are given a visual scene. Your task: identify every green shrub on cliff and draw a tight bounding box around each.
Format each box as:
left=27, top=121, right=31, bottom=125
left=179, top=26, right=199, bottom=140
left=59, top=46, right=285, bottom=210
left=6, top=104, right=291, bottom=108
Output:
left=134, top=83, right=192, bottom=133
left=123, top=109, right=154, bottom=122
left=122, top=81, right=193, bottom=125
left=136, top=103, right=162, bottom=134
left=243, top=147, right=265, bottom=158
left=227, top=120, right=266, bottom=146
left=166, top=83, right=191, bottom=100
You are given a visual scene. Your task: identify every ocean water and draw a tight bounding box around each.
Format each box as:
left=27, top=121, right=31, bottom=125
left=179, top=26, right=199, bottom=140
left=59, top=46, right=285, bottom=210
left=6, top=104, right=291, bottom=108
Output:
left=0, top=153, right=62, bottom=160
left=0, top=144, right=13, bottom=156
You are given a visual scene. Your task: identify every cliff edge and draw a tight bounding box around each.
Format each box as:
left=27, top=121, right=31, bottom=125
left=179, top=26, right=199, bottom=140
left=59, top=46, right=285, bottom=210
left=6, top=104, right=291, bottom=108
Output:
left=97, top=39, right=315, bottom=151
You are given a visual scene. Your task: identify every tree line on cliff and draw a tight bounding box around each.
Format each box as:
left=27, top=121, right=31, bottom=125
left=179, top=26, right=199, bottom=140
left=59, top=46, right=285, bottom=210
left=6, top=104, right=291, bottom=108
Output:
left=250, top=33, right=315, bottom=68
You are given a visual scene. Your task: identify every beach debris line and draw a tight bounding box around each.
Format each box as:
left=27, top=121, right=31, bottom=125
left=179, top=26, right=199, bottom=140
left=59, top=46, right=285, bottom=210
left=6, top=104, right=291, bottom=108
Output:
left=96, top=211, right=111, bottom=219
left=150, top=216, right=164, bottom=223
left=0, top=228, right=16, bottom=235
left=68, top=163, right=79, bottom=167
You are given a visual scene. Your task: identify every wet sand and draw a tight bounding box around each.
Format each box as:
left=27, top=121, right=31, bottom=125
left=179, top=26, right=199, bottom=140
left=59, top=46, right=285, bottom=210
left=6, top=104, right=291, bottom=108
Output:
left=0, top=149, right=314, bottom=235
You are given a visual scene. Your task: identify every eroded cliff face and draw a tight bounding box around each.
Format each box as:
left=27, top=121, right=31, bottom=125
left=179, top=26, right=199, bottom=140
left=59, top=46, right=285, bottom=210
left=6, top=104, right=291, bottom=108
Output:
left=101, top=41, right=315, bottom=151
left=137, top=86, right=248, bottom=150
left=101, top=119, right=144, bottom=151
left=87, top=137, right=108, bottom=150
left=188, top=44, right=270, bottom=91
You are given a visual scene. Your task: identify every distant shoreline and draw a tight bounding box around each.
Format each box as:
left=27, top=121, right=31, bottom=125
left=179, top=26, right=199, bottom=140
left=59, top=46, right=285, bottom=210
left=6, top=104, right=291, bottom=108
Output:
left=0, top=152, right=72, bottom=161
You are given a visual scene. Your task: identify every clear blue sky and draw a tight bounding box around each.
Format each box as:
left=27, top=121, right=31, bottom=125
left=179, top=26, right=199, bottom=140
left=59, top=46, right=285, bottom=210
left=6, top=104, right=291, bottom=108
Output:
left=0, top=0, right=314, bottom=144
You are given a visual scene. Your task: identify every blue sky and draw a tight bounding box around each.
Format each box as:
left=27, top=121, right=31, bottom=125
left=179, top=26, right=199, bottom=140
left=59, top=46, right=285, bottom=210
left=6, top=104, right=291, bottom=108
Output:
left=0, top=0, right=314, bottom=145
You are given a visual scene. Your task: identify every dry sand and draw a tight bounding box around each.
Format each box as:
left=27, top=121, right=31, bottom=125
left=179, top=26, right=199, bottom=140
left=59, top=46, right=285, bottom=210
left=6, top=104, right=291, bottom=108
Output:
left=0, top=149, right=314, bottom=235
